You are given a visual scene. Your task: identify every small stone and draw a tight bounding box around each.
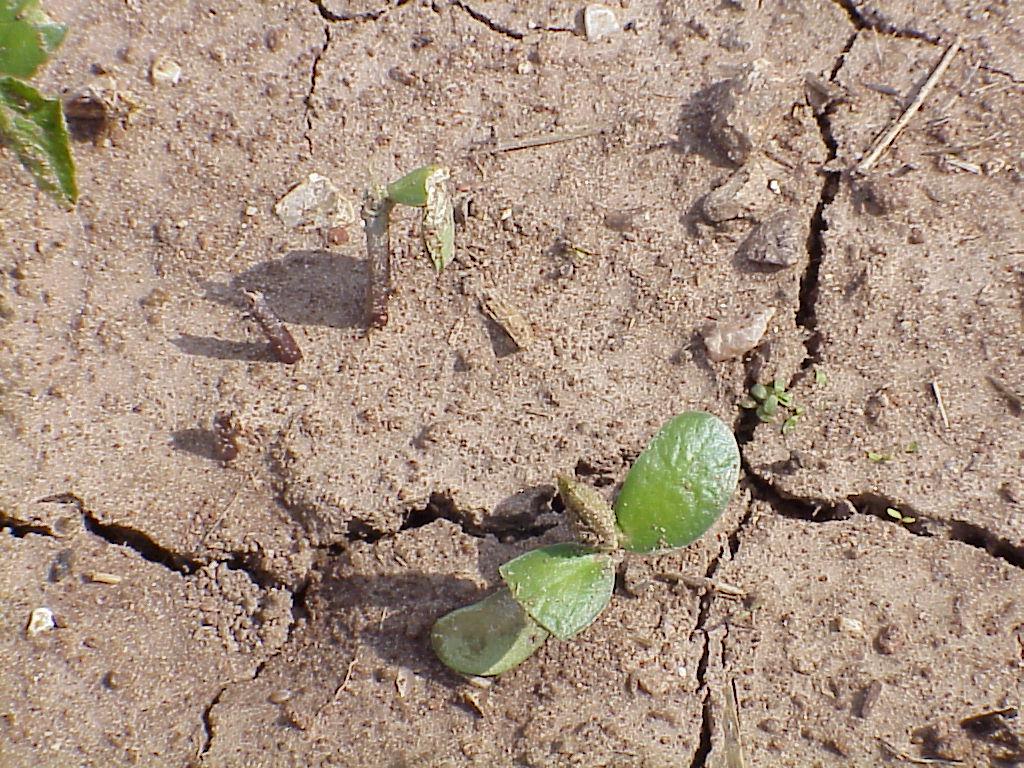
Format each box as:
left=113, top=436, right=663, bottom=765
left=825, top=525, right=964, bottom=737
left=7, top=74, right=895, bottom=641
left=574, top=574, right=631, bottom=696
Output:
left=103, top=670, right=123, bottom=690
left=583, top=4, right=621, bottom=41
left=855, top=680, right=883, bottom=718
left=833, top=615, right=865, bottom=636
left=27, top=607, right=55, bottom=636
left=738, top=209, right=804, bottom=267
left=244, top=205, right=258, bottom=217
left=274, top=173, right=355, bottom=230
left=326, top=226, right=349, bottom=245
left=268, top=689, right=292, bottom=705
left=701, top=162, right=772, bottom=223
left=706, top=59, right=776, bottom=166
left=603, top=210, right=634, bottom=232
left=150, top=57, right=182, bottom=86
left=874, top=623, right=903, bottom=655
left=703, top=308, right=775, bottom=362
left=48, top=549, right=74, bottom=583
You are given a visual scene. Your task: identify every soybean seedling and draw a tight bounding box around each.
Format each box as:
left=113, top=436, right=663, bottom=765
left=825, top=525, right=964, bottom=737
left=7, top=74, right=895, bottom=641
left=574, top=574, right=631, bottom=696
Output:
left=363, top=165, right=455, bottom=328
left=886, top=507, right=916, bottom=525
left=431, top=411, right=740, bottom=676
left=0, top=0, right=76, bottom=207
left=740, top=378, right=804, bottom=433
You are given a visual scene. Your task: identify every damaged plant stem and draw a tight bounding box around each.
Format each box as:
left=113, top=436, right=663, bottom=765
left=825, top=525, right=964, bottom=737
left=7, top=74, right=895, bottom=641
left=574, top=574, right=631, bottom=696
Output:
left=362, top=164, right=455, bottom=329
left=431, top=411, right=741, bottom=677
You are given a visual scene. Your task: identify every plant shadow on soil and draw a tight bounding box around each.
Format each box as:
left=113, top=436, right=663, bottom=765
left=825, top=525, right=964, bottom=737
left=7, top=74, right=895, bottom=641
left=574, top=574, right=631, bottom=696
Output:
left=314, top=567, right=502, bottom=689
left=206, top=249, right=370, bottom=329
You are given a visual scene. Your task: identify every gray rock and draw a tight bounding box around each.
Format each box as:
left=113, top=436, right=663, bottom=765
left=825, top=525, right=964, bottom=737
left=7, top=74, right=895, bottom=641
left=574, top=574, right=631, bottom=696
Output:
left=738, top=209, right=805, bottom=267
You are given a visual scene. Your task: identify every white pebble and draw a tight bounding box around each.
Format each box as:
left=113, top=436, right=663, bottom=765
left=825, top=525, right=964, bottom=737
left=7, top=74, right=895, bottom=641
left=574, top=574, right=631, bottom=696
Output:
left=583, top=5, right=621, bottom=41
left=27, top=607, right=55, bottom=635
left=835, top=616, right=865, bottom=636
left=150, top=57, right=182, bottom=86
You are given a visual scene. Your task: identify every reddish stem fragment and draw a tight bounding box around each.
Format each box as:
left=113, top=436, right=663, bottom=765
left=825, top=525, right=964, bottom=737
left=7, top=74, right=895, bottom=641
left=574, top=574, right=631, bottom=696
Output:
left=243, top=289, right=302, bottom=364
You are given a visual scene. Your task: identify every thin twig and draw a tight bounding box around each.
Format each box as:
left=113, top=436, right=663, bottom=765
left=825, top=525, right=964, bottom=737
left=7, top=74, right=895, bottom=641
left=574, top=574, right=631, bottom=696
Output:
left=722, top=678, right=746, bottom=768
left=492, top=126, right=606, bottom=153
left=332, top=656, right=358, bottom=701
left=878, top=739, right=963, bottom=765
left=855, top=39, right=961, bottom=173
left=931, top=381, right=950, bottom=430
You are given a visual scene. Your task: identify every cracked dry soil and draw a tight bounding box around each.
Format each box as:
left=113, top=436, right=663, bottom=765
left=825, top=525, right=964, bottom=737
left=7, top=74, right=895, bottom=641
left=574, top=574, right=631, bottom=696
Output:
left=2, top=1, right=1023, bottom=766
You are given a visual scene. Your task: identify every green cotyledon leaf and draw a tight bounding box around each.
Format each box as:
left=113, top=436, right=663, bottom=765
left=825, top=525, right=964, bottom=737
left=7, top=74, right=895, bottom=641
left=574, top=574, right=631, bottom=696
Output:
left=0, top=0, right=66, bottom=78
left=614, top=411, right=740, bottom=553
left=0, top=76, right=76, bottom=207
left=499, top=543, right=615, bottom=641
left=431, top=588, right=549, bottom=676
left=385, top=164, right=443, bottom=207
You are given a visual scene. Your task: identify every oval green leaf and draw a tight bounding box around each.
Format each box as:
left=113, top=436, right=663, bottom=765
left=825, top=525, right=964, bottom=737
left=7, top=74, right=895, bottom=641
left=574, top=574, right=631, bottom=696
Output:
left=499, top=543, right=614, bottom=640
left=386, top=164, right=443, bottom=207
left=614, top=411, right=740, bottom=553
left=431, top=588, right=549, bottom=676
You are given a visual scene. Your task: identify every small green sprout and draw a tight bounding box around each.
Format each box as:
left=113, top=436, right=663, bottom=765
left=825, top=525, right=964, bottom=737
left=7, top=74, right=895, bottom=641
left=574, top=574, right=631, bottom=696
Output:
left=866, top=451, right=892, bottom=463
left=814, top=367, right=828, bottom=386
left=0, top=0, right=76, bottom=207
left=741, top=377, right=801, bottom=429
left=905, top=441, right=920, bottom=454
left=363, top=165, right=455, bottom=327
left=886, top=507, right=916, bottom=525
left=432, top=411, right=740, bottom=676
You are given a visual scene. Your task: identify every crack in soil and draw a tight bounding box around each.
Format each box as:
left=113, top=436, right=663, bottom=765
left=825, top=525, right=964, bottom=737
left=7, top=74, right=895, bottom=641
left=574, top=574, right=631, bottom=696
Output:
left=831, top=0, right=941, bottom=43
left=743, top=466, right=1024, bottom=569
left=26, top=493, right=305, bottom=591
left=197, top=684, right=226, bottom=760
left=0, top=513, right=53, bottom=538
left=308, top=0, right=392, bottom=23
left=686, top=541, right=731, bottom=768
left=402, top=489, right=560, bottom=541
left=303, top=24, right=331, bottom=156
left=450, top=0, right=526, bottom=40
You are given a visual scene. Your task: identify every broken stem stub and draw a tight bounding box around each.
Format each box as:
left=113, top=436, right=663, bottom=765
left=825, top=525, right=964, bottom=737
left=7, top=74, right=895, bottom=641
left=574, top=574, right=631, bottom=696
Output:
left=362, top=187, right=394, bottom=329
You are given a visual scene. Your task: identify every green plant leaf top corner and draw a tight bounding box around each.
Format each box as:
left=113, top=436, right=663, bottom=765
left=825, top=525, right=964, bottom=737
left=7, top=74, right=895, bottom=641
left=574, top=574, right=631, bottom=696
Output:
left=0, top=76, right=76, bottom=207
left=431, top=588, right=549, bottom=677
left=499, top=543, right=615, bottom=641
left=386, top=164, right=444, bottom=207
left=614, top=411, right=740, bottom=553
left=0, top=0, right=67, bottom=79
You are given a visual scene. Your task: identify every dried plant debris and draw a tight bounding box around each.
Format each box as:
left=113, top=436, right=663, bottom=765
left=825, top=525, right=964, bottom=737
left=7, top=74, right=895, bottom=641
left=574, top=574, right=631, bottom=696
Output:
left=703, top=308, right=775, bottom=362
left=706, top=60, right=779, bottom=167
left=479, top=289, right=533, bottom=351
left=422, top=167, right=455, bottom=272
left=362, top=189, right=394, bottom=330
left=738, top=209, right=804, bottom=267
left=243, top=290, right=302, bottom=364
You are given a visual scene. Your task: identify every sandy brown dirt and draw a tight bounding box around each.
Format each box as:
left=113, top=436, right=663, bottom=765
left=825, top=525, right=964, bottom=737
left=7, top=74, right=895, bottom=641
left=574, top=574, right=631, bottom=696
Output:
left=1, top=0, right=1022, bottom=766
